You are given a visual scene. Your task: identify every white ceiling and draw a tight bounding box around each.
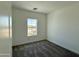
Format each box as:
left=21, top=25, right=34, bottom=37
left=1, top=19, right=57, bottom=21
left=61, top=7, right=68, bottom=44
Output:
left=12, top=1, right=79, bottom=14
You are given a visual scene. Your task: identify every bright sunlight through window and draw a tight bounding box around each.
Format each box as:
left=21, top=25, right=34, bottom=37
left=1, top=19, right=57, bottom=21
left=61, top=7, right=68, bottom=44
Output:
left=27, top=18, right=37, bottom=36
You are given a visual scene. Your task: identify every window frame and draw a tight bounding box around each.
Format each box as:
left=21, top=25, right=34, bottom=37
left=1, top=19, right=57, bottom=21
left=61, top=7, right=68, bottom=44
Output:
left=26, top=18, right=38, bottom=37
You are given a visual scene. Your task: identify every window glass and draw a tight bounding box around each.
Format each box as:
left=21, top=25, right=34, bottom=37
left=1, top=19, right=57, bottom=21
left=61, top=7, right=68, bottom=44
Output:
left=27, top=18, right=37, bottom=36
left=0, top=16, right=12, bottom=39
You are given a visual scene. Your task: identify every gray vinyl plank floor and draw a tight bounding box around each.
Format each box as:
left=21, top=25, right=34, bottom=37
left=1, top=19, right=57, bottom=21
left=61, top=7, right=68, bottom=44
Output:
left=12, top=40, right=79, bottom=57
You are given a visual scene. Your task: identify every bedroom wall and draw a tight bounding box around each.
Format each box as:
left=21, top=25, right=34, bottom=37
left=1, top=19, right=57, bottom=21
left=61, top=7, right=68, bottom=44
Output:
left=12, top=7, right=47, bottom=46
left=47, top=6, right=79, bottom=54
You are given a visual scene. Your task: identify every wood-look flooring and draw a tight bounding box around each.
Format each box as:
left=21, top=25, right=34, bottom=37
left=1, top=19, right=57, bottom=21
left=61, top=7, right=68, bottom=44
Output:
left=13, top=40, right=79, bottom=57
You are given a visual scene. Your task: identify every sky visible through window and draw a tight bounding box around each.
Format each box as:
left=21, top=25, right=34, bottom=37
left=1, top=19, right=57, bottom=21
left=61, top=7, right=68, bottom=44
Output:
left=0, top=16, right=9, bottom=27
left=27, top=18, right=37, bottom=27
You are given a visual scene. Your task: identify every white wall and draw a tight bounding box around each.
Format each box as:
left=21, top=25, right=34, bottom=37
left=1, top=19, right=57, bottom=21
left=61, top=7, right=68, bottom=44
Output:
left=12, top=7, right=47, bottom=46
left=0, top=2, right=12, bottom=57
left=47, top=6, right=79, bottom=54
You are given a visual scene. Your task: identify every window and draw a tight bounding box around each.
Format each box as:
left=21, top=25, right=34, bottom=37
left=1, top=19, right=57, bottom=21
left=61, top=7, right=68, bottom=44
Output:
left=0, top=16, right=12, bottom=39
left=27, top=18, right=37, bottom=36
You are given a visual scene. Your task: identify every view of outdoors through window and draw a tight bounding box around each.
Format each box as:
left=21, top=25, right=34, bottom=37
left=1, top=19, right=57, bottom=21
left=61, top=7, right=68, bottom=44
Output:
left=27, top=18, right=37, bottom=36
left=0, top=16, right=12, bottom=39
